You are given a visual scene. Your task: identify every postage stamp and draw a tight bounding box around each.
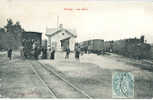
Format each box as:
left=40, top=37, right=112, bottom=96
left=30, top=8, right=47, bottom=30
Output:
left=112, top=72, right=134, bottom=98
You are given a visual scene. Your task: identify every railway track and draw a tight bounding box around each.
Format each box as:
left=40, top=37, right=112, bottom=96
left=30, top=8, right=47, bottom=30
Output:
left=29, top=61, right=57, bottom=98
left=30, top=61, right=92, bottom=98
left=38, top=61, right=92, bottom=98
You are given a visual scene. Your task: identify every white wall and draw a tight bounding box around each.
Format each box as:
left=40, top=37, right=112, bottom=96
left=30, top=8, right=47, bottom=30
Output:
left=69, top=37, right=76, bottom=51
left=47, top=30, right=76, bottom=51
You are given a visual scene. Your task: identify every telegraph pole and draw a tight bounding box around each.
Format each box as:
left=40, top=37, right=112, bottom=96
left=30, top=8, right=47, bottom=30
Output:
left=57, top=16, right=59, bottom=31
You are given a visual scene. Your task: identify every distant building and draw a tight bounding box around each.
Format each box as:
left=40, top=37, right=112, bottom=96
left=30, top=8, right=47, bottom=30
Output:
left=45, top=24, right=77, bottom=51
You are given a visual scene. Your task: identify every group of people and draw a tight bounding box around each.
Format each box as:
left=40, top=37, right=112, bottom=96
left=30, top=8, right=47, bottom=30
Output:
left=7, top=42, right=81, bottom=61
left=65, top=46, right=81, bottom=60
left=21, top=38, right=56, bottom=60
left=39, top=46, right=81, bottom=60
left=21, top=39, right=43, bottom=59
left=36, top=46, right=81, bottom=60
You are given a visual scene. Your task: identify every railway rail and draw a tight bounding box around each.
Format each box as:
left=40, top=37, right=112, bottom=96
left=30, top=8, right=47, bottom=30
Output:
left=29, top=62, right=57, bottom=98
left=29, top=61, right=92, bottom=98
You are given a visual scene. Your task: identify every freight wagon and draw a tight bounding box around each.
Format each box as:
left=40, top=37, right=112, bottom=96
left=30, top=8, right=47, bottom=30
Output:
left=79, top=39, right=105, bottom=54
left=88, top=39, right=105, bottom=54
left=79, top=40, right=89, bottom=53
left=112, top=38, right=151, bottom=59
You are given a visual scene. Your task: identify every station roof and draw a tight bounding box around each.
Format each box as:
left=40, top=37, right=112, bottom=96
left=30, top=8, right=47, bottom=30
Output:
left=46, top=28, right=77, bottom=38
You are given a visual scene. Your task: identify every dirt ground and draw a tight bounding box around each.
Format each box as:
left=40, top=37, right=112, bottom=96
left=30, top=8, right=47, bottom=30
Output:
left=0, top=51, right=153, bottom=98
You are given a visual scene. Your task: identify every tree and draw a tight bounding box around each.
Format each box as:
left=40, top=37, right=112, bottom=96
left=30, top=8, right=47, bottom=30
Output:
left=5, top=19, right=13, bottom=32
left=0, top=27, right=4, bottom=49
left=2, top=18, right=24, bottom=49
left=140, top=35, right=144, bottom=43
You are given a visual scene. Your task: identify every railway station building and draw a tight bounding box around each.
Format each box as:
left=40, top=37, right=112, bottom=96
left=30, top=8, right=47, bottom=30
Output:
left=45, top=24, right=77, bottom=51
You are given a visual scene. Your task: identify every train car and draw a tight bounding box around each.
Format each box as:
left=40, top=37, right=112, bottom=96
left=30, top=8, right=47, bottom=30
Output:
left=79, top=40, right=89, bottom=53
left=21, top=31, right=42, bottom=59
left=149, top=45, right=153, bottom=59
left=88, top=39, right=105, bottom=54
left=75, top=42, right=79, bottom=50
left=111, top=38, right=151, bottom=59
left=112, top=40, right=127, bottom=55
left=126, top=42, right=151, bottom=59
left=79, top=39, right=105, bottom=54
left=104, top=41, right=113, bottom=52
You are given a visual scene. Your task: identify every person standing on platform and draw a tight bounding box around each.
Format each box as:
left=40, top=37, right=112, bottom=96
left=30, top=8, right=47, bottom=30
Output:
left=34, top=47, right=39, bottom=60
left=44, top=48, right=47, bottom=59
left=42, top=48, right=47, bottom=59
left=8, top=48, right=12, bottom=60
left=65, top=47, right=70, bottom=59
left=75, top=46, right=80, bottom=60
left=48, top=48, right=51, bottom=59
left=51, top=47, right=55, bottom=60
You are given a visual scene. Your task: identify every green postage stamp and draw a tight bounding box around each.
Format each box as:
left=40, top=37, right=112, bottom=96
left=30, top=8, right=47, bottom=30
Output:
left=112, top=72, right=134, bottom=98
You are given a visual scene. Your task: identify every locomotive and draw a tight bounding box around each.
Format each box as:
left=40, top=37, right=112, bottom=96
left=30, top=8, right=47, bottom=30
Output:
left=21, top=31, right=42, bottom=59
left=111, top=38, right=151, bottom=59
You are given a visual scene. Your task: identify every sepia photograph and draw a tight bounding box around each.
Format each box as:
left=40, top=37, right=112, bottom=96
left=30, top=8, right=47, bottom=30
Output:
left=0, top=0, right=153, bottom=99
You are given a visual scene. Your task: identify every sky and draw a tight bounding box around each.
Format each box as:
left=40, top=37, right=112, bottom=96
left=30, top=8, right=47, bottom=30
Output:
left=0, top=0, right=153, bottom=43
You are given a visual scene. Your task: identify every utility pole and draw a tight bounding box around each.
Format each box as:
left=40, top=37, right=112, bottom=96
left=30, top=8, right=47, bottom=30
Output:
left=57, top=16, right=59, bottom=31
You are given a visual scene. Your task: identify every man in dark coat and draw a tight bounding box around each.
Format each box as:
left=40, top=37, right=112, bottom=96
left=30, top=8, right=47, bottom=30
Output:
left=44, top=48, right=47, bottom=59
left=8, top=48, right=12, bottom=60
left=42, top=48, right=47, bottom=59
left=65, top=47, right=70, bottom=59
left=34, top=47, right=39, bottom=60
left=75, top=47, right=80, bottom=59
left=51, top=49, right=55, bottom=60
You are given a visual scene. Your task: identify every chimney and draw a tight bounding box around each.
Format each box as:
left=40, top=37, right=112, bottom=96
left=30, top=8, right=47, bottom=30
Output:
left=59, top=24, right=63, bottom=29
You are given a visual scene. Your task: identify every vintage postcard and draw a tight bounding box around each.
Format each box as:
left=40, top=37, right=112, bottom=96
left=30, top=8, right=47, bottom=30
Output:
left=0, top=0, right=153, bottom=99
